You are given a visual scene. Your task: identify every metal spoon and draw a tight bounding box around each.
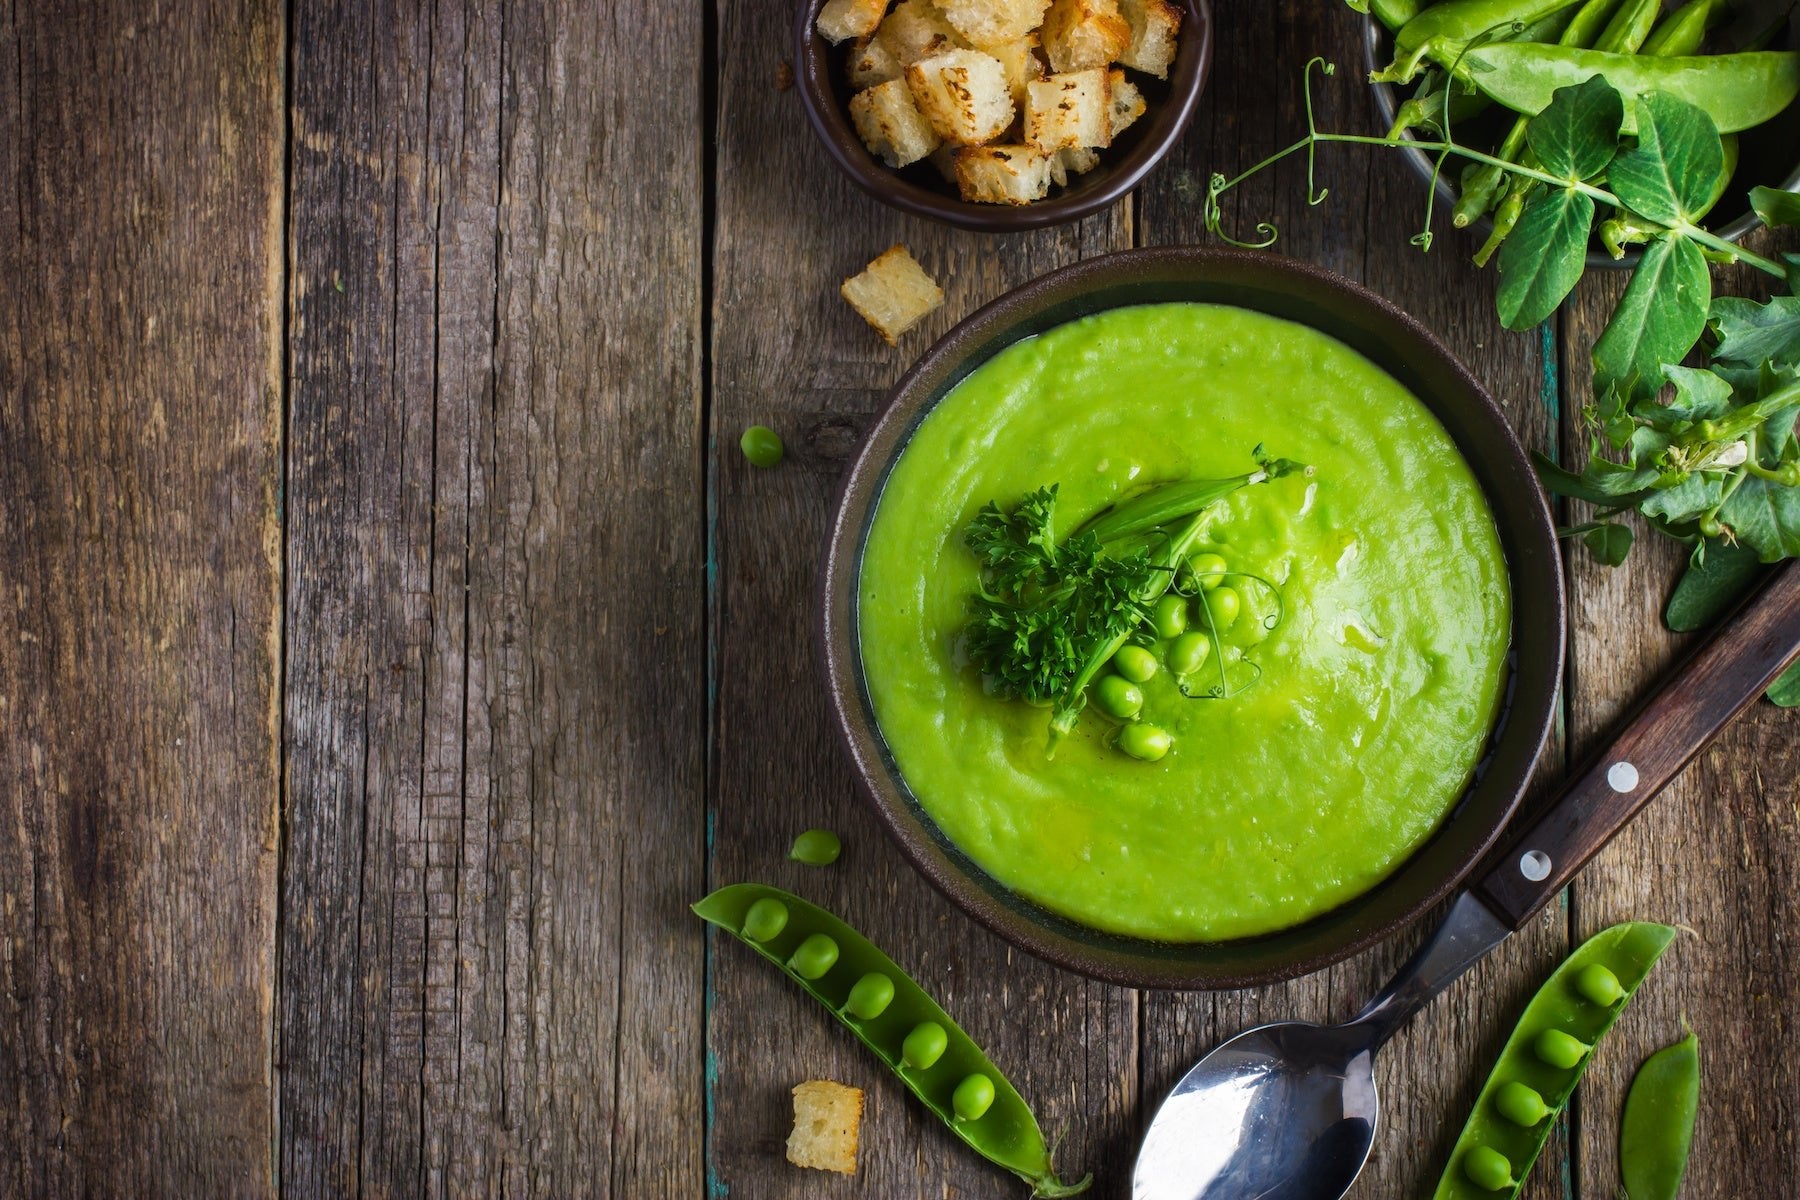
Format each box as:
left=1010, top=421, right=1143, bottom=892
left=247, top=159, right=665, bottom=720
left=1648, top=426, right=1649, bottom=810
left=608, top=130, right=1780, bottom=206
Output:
left=1134, top=560, right=1800, bottom=1200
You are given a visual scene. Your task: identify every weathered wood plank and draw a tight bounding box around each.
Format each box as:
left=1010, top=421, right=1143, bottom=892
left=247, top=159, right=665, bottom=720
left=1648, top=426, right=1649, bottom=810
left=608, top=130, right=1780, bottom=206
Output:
left=281, top=1, right=705, bottom=1195
left=0, top=1, right=285, bottom=1194
left=704, top=4, right=1138, bottom=1196
left=1134, top=7, right=1571, bottom=1197
left=1561, top=236, right=1800, bottom=1199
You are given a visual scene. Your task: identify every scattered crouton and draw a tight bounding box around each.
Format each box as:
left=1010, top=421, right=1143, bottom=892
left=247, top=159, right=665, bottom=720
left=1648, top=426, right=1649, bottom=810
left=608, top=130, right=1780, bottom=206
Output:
left=850, top=78, right=942, bottom=167
left=786, top=1080, right=864, bottom=1176
left=937, top=0, right=1052, bottom=46
left=1117, top=0, right=1181, bottom=78
left=847, top=34, right=903, bottom=87
left=906, top=48, right=1016, bottom=145
left=1041, top=0, right=1131, bottom=72
left=954, top=143, right=1054, bottom=204
left=877, top=0, right=969, bottom=65
left=1023, top=67, right=1111, bottom=152
left=1107, top=68, right=1145, bottom=138
left=986, top=34, right=1045, bottom=109
left=842, top=245, right=945, bottom=345
left=818, top=0, right=890, bottom=44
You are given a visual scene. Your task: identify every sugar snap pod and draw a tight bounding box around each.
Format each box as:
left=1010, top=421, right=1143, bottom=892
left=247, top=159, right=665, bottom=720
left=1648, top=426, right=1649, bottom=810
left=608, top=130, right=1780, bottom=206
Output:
left=694, top=883, right=1091, bottom=1196
left=1619, top=1030, right=1701, bottom=1200
left=1431, top=922, right=1677, bottom=1199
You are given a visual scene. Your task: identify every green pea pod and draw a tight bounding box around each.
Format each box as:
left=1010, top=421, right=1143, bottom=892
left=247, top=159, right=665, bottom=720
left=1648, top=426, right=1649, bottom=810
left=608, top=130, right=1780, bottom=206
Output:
left=1392, top=6, right=1586, bottom=140
left=1619, top=1031, right=1701, bottom=1200
left=694, top=884, right=1092, bottom=1197
left=1431, top=922, right=1677, bottom=1200
left=1365, top=0, right=1431, bottom=33
left=1641, top=0, right=1720, bottom=58
left=1593, top=0, right=1659, bottom=55
left=1377, top=0, right=1592, bottom=83
left=1460, top=45, right=1800, bottom=133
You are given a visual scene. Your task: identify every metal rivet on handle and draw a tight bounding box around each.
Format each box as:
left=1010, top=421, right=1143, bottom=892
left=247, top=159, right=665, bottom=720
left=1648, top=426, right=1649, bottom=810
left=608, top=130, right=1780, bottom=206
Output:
left=1607, top=761, right=1640, bottom=793
left=1520, top=850, right=1552, bottom=882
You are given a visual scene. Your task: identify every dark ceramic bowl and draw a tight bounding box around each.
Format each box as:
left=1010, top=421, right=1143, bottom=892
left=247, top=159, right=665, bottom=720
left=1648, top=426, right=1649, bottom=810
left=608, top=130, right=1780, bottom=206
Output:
left=1363, top=11, right=1800, bottom=269
left=820, top=247, right=1566, bottom=989
left=794, top=0, right=1213, bottom=232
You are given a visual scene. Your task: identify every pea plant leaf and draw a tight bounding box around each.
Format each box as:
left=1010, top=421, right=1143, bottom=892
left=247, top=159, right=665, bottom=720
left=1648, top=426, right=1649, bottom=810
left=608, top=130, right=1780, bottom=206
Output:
left=1592, top=235, right=1712, bottom=399
left=1525, top=76, right=1624, bottom=182
left=1750, top=185, right=1800, bottom=230
left=1660, top=365, right=1735, bottom=421
left=1533, top=451, right=1651, bottom=506
left=1717, top=474, right=1800, bottom=561
left=1582, top=522, right=1635, bottom=566
left=1496, top=188, right=1595, bottom=331
left=1641, top=474, right=1724, bottom=525
left=1665, top=542, right=1766, bottom=631
left=1769, top=661, right=1800, bottom=708
left=1709, top=296, right=1800, bottom=369
left=1606, top=92, right=1727, bottom=226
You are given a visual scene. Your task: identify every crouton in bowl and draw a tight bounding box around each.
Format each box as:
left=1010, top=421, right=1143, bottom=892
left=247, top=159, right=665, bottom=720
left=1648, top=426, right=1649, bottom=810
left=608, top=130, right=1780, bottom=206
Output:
left=796, top=0, right=1212, bottom=231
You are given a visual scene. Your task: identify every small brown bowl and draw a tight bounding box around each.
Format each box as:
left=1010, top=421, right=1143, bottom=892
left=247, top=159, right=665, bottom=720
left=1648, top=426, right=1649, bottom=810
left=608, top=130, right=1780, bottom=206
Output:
left=819, top=247, right=1565, bottom=989
left=793, top=0, right=1214, bottom=232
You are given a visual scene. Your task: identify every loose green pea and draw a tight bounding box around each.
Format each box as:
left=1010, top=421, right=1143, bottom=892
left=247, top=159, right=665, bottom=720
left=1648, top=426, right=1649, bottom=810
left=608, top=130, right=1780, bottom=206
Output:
left=1463, top=1145, right=1516, bottom=1192
left=1167, top=631, right=1212, bottom=677
left=1534, top=1028, right=1592, bottom=1070
left=788, top=828, right=842, bottom=867
left=1118, top=722, right=1171, bottom=762
left=1112, top=644, right=1159, bottom=683
left=1575, top=963, right=1625, bottom=1007
left=903, top=1021, right=948, bottom=1069
left=844, top=972, right=896, bottom=1021
left=1093, top=674, right=1144, bottom=720
left=1151, top=594, right=1188, bottom=639
left=953, top=1073, right=997, bottom=1121
left=1187, top=552, right=1229, bottom=588
left=788, top=933, right=839, bottom=980
left=741, top=897, right=789, bottom=942
left=1204, top=586, right=1242, bottom=630
left=739, top=424, right=783, bottom=467
left=1495, top=1081, right=1551, bottom=1127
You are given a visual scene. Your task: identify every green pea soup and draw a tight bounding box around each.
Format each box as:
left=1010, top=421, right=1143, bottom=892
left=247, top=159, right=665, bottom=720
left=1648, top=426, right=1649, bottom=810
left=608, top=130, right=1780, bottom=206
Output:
left=856, top=303, right=1512, bottom=942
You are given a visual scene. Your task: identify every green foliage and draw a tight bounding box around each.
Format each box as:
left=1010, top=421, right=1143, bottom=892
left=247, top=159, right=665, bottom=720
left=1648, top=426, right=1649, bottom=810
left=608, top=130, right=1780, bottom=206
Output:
left=1497, top=188, right=1595, bottom=329
left=1750, top=185, right=1800, bottom=230
left=1665, top=543, right=1764, bottom=631
left=1583, top=522, right=1636, bottom=565
left=1592, top=234, right=1711, bottom=398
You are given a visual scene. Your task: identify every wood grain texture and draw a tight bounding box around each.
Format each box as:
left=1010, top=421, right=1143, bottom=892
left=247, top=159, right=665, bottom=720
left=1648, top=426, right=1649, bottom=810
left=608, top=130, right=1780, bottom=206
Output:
left=704, top=2, right=1137, bottom=1196
left=0, top=1, right=285, bottom=1195
left=280, top=1, right=704, bottom=1196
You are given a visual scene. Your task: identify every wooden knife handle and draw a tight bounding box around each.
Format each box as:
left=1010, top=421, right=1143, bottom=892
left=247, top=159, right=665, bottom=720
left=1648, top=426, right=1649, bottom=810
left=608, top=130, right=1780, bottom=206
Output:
left=1473, top=559, right=1800, bottom=930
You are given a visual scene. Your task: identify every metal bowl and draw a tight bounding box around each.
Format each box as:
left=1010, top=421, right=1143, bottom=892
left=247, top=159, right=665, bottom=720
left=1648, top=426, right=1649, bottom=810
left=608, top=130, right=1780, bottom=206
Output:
left=818, top=247, right=1566, bottom=989
left=793, top=0, right=1213, bottom=232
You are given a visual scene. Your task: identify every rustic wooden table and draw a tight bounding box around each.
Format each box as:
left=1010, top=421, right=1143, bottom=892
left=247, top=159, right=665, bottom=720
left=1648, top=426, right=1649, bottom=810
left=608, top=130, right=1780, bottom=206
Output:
left=3, top=2, right=1796, bottom=1197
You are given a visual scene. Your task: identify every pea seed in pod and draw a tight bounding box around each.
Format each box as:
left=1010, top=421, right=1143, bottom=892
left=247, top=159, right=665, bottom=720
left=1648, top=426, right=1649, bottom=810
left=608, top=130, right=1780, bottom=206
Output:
left=789, top=827, right=842, bottom=867
left=903, top=1021, right=949, bottom=1070
left=1094, top=674, right=1144, bottom=720
left=1534, top=1028, right=1592, bottom=1070
left=1118, top=723, right=1172, bottom=762
left=1205, top=586, right=1242, bottom=630
left=739, top=424, right=783, bottom=467
left=1152, top=594, right=1188, bottom=639
left=1187, top=551, right=1228, bottom=589
left=1463, top=1145, right=1516, bottom=1192
left=1575, top=963, right=1625, bottom=1007
left=741, top=897, right=789, bottom=943
left=1167, top=631, right=1212, bottom=677
left=1112, top=644, right=1159, bottom=683
left=788, top=933, right=839, bottom=980
left=844, top=972, right=895, bottom=1021
left=953, top=1074, right=997, bottom=1121
left=1495, top=1081, right=1551, bottom=1127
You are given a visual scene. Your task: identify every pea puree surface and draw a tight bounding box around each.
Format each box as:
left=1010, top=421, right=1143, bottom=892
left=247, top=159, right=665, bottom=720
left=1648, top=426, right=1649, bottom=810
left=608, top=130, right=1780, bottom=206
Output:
left=857, top=303, right=1512, bottom=942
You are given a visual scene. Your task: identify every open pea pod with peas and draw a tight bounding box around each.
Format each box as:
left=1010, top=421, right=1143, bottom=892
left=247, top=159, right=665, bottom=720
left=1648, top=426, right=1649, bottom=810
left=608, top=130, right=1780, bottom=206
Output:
left=1432, top=921, right=1677, bottom=1197
left=694, top=883, right=1091, bottom=1197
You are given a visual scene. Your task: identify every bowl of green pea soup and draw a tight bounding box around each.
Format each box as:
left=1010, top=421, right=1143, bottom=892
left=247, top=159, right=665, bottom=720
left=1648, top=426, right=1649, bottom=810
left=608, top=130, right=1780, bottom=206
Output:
left=819, top=247, right=1566, bottom=988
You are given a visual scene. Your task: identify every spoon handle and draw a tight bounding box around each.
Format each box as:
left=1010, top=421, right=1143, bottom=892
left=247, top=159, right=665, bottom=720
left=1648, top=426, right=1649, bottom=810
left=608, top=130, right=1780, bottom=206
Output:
left=1473, top=558, right=1800, bottom=930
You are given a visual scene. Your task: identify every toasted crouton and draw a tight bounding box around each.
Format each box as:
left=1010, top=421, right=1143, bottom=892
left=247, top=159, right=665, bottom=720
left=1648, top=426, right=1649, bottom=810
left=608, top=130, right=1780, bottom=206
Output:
left=786, top=1080, right=864, bottom=1176
left=1049, top=144, right=1103, bottom=186
left=849, top=79, right=942, bottom=167
left=1040, top=0, right=1130, bottom=72
left=954, top=143, right=1054, bottom=204
left=1107, top=68, right=1146, bottom=138
left=936, top=0, right=1052, bottom=46
left=1023, top=67, right=1111, bottom=152
left=841, top=245, right=945, bottom=346
left=927, top=142, right=961, bottom=183
left=818, top=0, right=890, bottom=43
left=1117, top=0, right=1181, bottom=78
left=848, top=34, right=903, bottom=87
left=877, top=0, right=968, bottom=65
left=906, top=49, right=1016, bottom=145
left=986, top=35, right=1045, bottom=109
